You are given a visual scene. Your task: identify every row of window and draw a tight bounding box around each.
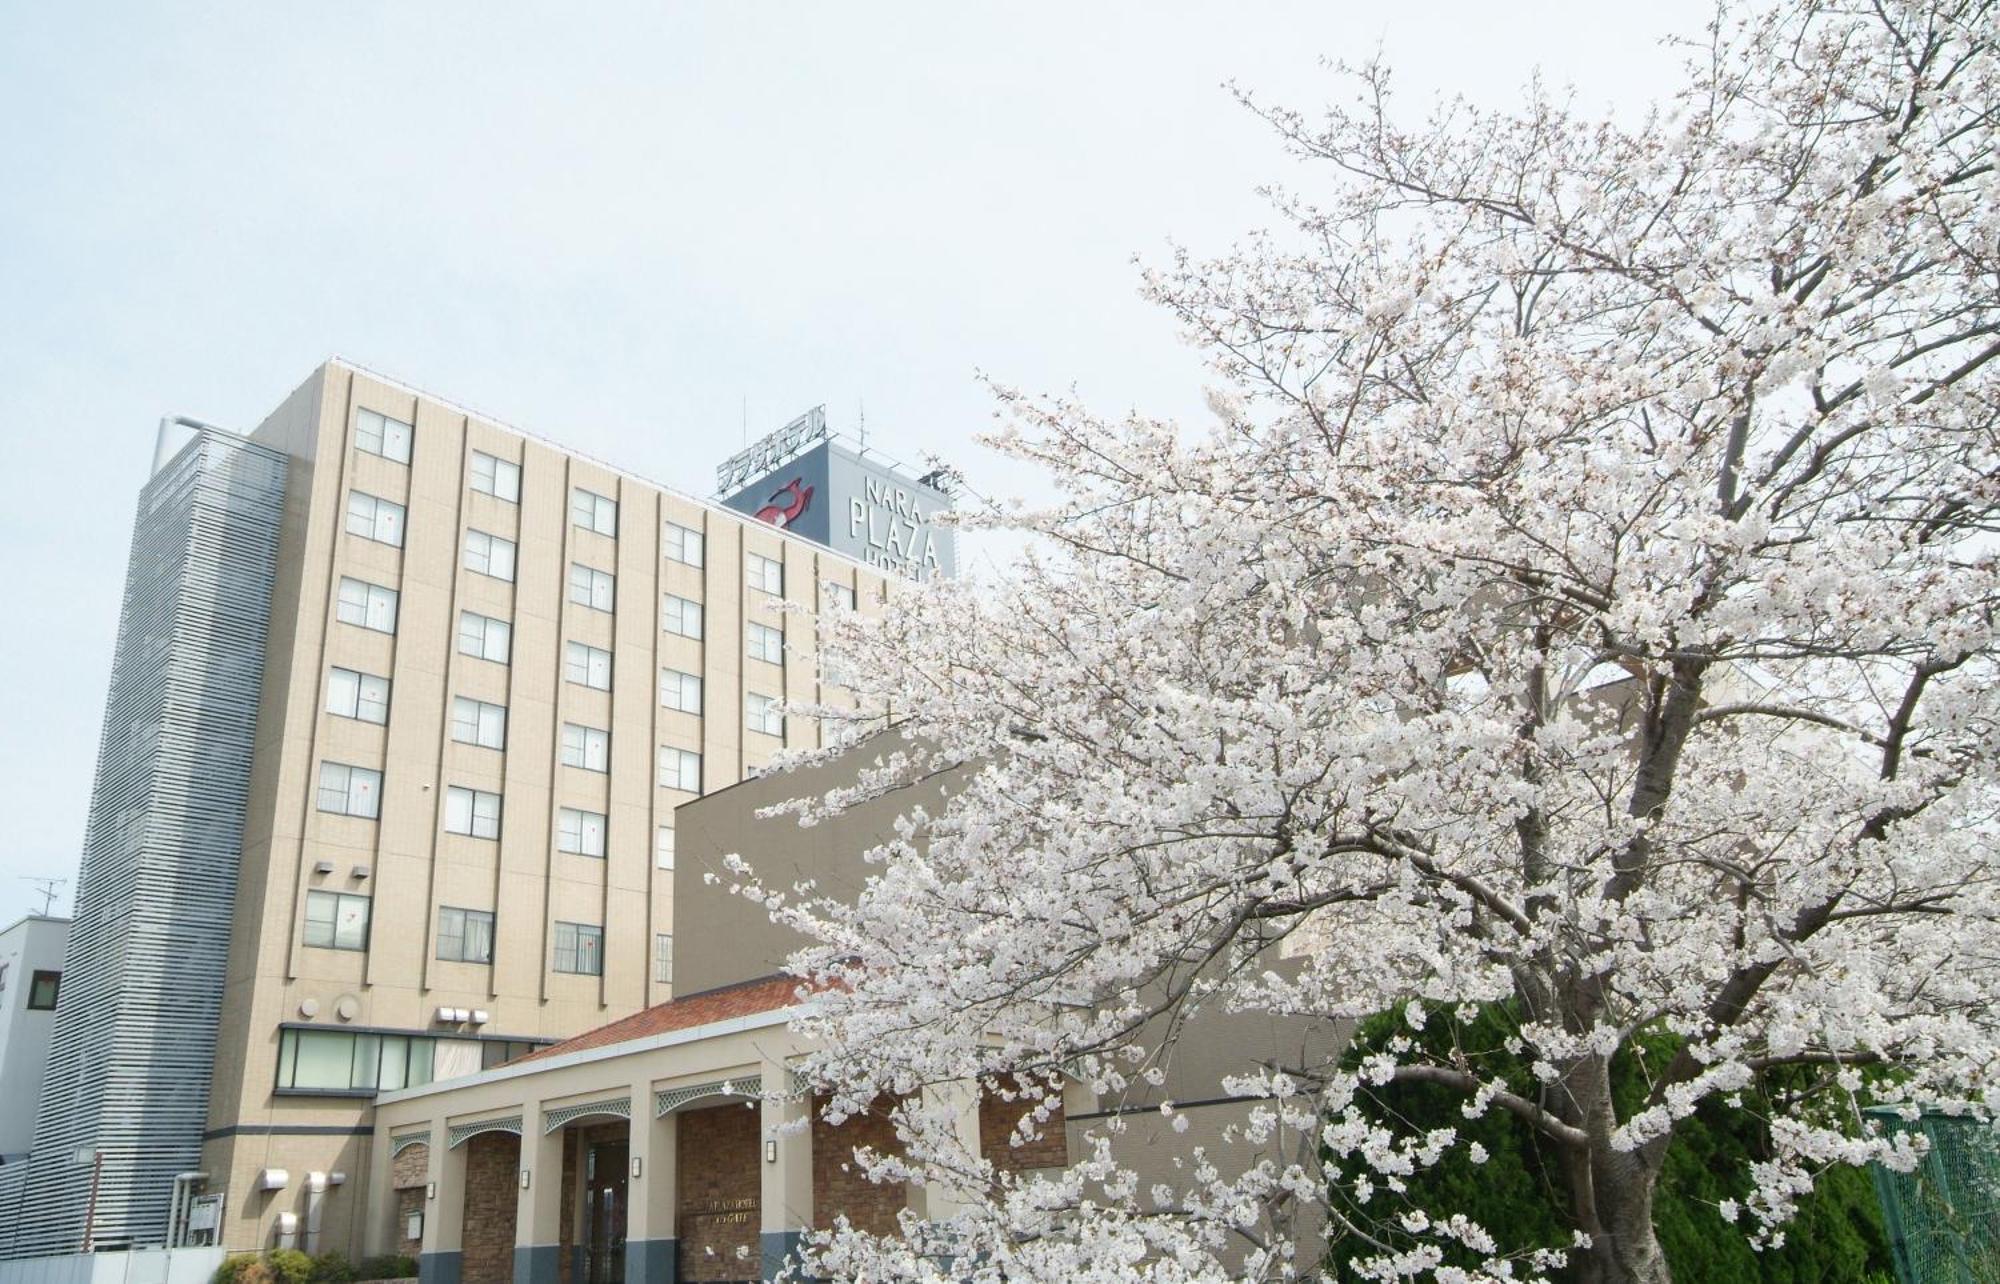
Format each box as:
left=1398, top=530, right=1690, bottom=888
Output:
left=340, top=574, right=800, bottom=658
left=349, top=409, right=862, bottom=608
left=299, top=890, right=672, bottom=983
left=658, top=674, right=787, bottom=734
left=275, top=1025, right=542, bottom=1095
left=334, top=662, right=784, bottom=741
left=320, top=778, right=699, bottom=840
left=316, top=760, right=691, bottom=848
left=348, top=482, right=779, bottom=598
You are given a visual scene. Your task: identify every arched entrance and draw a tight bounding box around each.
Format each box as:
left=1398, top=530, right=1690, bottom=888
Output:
left=564, top=1121, right=630, bottom=1284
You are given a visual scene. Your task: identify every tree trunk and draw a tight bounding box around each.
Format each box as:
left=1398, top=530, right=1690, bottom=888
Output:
left=1554, top=1050, right=1673, bottom=1284
left=1570, top=1146, right=1672, bottom=1284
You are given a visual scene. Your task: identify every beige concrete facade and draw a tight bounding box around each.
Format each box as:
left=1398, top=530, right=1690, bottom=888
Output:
left=201, top=360, right=886, bottom=1257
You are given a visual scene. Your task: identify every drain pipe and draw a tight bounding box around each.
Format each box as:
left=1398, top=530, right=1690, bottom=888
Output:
left=304, top=1171, right=346, bottom=1255
left=166, top=1172, right=206, bottom=1247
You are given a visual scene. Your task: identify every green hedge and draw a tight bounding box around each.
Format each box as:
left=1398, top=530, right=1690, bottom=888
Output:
left=213, top=1250, right=414, bottom=1284
left=1325, top=1005, right=1895, bottom=1282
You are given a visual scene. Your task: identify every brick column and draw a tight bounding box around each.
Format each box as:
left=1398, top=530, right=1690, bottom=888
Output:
left=515, top=1104, right=565, bottom=1284
left=625, top=1081, right=678, bottom=1284
left=759, top=1061, right=812, bottom=1281
left=419, top=1117, right=467, bottom=1284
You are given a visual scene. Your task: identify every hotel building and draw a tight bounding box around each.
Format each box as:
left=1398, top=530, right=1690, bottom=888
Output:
left=0, top=360, right=920, bottom=1263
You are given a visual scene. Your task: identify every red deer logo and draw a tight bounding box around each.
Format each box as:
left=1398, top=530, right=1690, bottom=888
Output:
left=753, top=477, right=813, bottom=529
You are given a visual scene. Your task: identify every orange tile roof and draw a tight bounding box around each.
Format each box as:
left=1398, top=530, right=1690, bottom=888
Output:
left=519, top=973, right=805, bottom=1064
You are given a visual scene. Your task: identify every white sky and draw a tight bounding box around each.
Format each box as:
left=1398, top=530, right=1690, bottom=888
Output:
left=0, top=1, right=1708, bottom=924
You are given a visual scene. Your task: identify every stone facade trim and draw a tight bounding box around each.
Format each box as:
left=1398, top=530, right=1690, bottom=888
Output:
left=655, top=1075, right=762, bottom=1116
left=540, top=1097, right=631, bottom=1132
left=446, top=1115, right=524, bottom=1148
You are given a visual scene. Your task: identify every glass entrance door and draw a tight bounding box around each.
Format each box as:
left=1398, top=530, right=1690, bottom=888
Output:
left=584, top=1139, right=629, bottom=1284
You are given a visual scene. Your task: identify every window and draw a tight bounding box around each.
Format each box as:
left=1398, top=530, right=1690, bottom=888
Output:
left=336, top=577, right=398, bottom=634
left=655, top=825, right=675, bottom=870
left=458, top=611, right=511, bottom=663
left=560, top=723, right=610, bottom=772
left=659, top=746, right=701, bottom=793
left=345, top=491, right=406, bottom=547
left=569, top=564, right=615, bottom=612
left=664, top=520, right=704, bottom=567
left=480, top=1040, right=538, bottom=1070
left=355, top=408, right=413, bottom=464
left=436, top=906, right=495, bottom=964
left=747, top=621, right=784, bottom=665
left=470, top=450, right=520, bottom=502
left=747, top=692, right=784, bottom=736
left=662, top=593, right=703, bottom=639
left=553, top=921, right=604, bottom=975
left=450, top=697, right=507, bottom=750
left=571, top=487, right=617, bottom=536
left=276, top=1027, right=436, bottom=1094
left=470, top=1032, right=532, bottom=1064
left=557, top=807, right=607, bottom=857
left=317, top=762, right=382, bottom=819
left=654, top=934, right=673, bottom=985
left=565, top=642, right=612, bottom=690
left=326, top=667, right=390, bottom=724
left=464, top=529, right=517, bottom=581
left=304, top=890, right=371, bottom=951
left=27, top=969, right=60, bottom=1011
left=746, top=551, right=783, bottom=596
left=825, top=581, right=857, bottom=612
left=660, top=667, right=702, bottom=714
left=444, top=786, right=501, bottom=839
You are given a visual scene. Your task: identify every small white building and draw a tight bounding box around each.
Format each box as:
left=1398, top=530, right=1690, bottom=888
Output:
left=0, top=914, right=69, bottom=1164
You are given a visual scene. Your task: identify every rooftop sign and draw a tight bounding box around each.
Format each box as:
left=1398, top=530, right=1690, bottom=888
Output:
left=715, top=406, right=828, bottom=494
left=720, top=438, right=957, bottom=582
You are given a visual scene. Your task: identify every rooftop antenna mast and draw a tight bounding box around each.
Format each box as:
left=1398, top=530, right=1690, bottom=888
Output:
left=857, top=399, right=867, bottom=454
left=20, top=876, right=67, bottom=916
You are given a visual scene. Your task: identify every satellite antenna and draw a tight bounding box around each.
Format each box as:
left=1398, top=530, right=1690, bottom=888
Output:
left=20, top=876, right=67, bottom=916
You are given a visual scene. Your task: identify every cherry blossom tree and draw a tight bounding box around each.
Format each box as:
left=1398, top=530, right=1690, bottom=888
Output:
left=751, top=1, right=2000, bottom=1279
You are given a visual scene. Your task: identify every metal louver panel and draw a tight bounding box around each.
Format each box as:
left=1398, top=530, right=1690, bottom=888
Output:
left=0, top=430, right=287, bottom=1257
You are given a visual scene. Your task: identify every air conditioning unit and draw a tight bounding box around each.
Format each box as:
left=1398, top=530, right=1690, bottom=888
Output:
left=351, top=864, right=371, bottom=880
left=313, top=860, right=334, bottom=875
left=257, top=1169, right=289, bottom=1192
left=470, top=1010, right=490, bottom=1025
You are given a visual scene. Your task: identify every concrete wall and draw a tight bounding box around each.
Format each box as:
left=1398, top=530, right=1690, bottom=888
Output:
left=0, top=916, right=69, bottom=1159
left=674, top=728, right=1341, bottom=1268
left=0, top=1249, right=225, bottom=1284
left=671, top=729, right=947, bottom=996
